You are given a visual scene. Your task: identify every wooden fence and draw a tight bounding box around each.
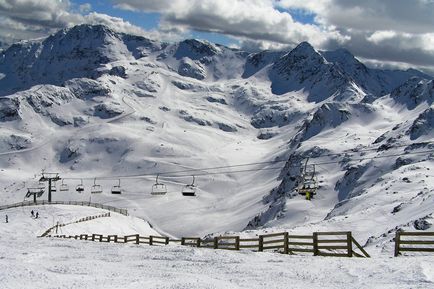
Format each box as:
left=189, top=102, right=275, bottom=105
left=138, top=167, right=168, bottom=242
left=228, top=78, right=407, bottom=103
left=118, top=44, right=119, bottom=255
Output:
left=40, top=212, right=111, bottom=237
left=47, top=231, right=370, bottom=258
left=394, top=231, right=434, bottom=256
left=0, top=200, right=128, bottom=216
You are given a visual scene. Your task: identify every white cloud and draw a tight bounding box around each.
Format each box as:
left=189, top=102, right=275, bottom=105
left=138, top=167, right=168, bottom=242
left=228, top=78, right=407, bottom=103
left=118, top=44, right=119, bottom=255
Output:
left=279, top=0, right=434, bottom=34
left=0, top=0, right=174, bottom=48
left=79, top=3, right=92, bottom=14
left=113, top=0, right=349, bottom=48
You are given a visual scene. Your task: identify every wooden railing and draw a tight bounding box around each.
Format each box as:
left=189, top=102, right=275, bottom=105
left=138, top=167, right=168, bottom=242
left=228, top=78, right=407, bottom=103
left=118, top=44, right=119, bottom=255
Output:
left=394, top=231, right=434, bottom=256
left=40, top=212, right=111, bottom=237
left=47, top=231, right=370, bottom=258
left=0, top=200, right=128, bottom=215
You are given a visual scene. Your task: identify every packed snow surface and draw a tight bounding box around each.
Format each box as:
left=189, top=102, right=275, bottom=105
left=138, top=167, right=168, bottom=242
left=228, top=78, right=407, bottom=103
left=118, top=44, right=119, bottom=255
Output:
left=0, top=206, right=433, bottom=289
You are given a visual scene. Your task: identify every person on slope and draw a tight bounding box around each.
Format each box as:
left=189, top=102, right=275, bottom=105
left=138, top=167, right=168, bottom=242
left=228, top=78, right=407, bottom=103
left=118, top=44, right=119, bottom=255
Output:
left=35, top=212, right=39, bottom=219
left=31, top=210, right=34, bottom=218
left=5, top=215, right=8, bottom=223
left=306, top=190, right=311, bottom=201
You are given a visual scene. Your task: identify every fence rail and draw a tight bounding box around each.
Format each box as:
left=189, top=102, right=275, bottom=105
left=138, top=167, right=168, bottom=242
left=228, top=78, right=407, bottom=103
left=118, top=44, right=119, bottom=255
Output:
left=39, top=212, right=111, bottom=237
left=0, top=200, right=128, bottom=215
left=47, top=231, right=370, bottom=258
left=394, top=231, right=434, bottom=256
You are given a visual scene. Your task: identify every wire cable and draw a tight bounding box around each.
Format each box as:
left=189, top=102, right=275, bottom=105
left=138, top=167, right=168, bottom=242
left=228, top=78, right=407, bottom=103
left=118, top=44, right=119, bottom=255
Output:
left=60, top=148, right=434, bottom=180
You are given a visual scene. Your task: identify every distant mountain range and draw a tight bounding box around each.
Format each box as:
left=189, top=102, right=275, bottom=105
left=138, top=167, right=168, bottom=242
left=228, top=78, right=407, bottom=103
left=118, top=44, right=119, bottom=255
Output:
left=0, top=24, right=433, bottom=242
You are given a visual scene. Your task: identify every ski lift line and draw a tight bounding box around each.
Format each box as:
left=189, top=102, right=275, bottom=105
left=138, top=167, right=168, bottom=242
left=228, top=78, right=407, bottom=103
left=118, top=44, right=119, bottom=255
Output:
left=59, top=149, right=434, bottom=181
left=65, top=141, right=434, bottom=179
left=17, top=140, right=434, bottom=182
left=147, top=148, right=432, bottom=177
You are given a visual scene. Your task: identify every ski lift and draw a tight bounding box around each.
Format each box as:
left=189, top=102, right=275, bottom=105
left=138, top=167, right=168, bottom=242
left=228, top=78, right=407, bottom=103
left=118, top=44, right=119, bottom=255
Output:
left=297, top=158, right=318, bottom=198
left=151, top=174, right=167, bottom=195
left=76, top=179, right=85, bottom=193
left=111, top=179, right=122, bottom=194
left=59, top=180, right=69, bottom=192
left=181, top=176, right=196, bottom=196
left=91, top=178, right=103, bottom=194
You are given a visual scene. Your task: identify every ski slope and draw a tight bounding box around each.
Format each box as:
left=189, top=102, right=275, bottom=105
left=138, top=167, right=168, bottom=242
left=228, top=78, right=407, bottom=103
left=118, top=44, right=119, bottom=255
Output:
left=0, top=205, right=433, bottom=289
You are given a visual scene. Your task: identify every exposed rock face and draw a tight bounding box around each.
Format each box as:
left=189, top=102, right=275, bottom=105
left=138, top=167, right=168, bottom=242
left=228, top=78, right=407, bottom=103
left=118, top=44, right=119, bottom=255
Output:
left=178, top=58, right=206, bottom=80
left=0, top=97, right=21, bottom=121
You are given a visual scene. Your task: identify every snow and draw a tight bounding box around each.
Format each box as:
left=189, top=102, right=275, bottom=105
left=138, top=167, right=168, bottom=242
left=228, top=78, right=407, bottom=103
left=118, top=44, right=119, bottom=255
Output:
left=1, top=205, right=433, bottom=289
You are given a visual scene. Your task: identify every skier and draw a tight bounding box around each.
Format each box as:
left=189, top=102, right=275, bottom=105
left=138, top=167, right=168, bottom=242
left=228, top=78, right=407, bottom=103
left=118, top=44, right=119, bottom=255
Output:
left=305, top=190, right=311, bottom=201
left=31, top=210, right=34, bottom=218
left=35, top=212, right=39, bottom=219
left=5, top=215, right=8, bottom=223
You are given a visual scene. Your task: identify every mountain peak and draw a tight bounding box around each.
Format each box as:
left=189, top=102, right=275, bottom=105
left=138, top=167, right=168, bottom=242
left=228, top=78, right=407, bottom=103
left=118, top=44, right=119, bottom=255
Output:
left=175, top=38, right=221, bottom=60
left=322, top=48, right=357, bottom=64
left=289, top=41, right=318, bottom=57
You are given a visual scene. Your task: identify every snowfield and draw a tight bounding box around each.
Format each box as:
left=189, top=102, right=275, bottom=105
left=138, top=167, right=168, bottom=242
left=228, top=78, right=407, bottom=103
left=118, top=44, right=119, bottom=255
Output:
left=0, top=205, right=433, bottom=289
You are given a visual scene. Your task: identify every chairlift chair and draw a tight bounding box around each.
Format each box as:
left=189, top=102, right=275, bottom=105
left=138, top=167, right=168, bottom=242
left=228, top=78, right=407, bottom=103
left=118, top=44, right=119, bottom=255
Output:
left=76, top=179, right=85, bottom=193
left=151, top=174, right=167, bottom=195
left=38, top=181, right=45, bottom=192
left=50, top=181, right=57, bottom=192
left=111, top=179, right=122, bottom=194
left=91, top=178, right=103, bottom=194
left=181, top=176, right=196, bottom=196
left=297, top=159, right=318, bottom=196
left=25, top=187, right=44, bottom=198
left=59, top=180, right=69, bottom=192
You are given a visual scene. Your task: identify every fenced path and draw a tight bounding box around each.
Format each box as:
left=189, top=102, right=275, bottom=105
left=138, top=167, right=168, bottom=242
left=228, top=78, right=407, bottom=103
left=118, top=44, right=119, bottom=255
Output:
left=47, top=231, right=370, bottom=258
left=40, top=212, right=111, bottom=237
left=0, top=200, right=128, bottom=215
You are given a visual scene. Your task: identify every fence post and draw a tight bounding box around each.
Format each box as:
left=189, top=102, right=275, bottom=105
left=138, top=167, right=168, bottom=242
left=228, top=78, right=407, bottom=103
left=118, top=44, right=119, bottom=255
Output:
left=346, top=232, right=352, bottom=257
left=135, top=234, right=139, bottom=244
left=394, top=231, right=401, bottom=257
left=114, top=235, right=118, bottom=243
left=181, top=237, right=185, bottom=245
left=213, top=237, right=218, bottom=249
left=165, top=236, right=169, bottom=245
left=283, top=232, right=289, bottom=254
left=259, top=235, right=264, bottom=252
left=313, top=233, right=319, bottom=256
left=197, top=238, right=201, bottom=248
left=235, top=236, right=240, bottom=251
left=149, top=236, right=153, bottom=246
left=124, top=236, right=127, bottom=243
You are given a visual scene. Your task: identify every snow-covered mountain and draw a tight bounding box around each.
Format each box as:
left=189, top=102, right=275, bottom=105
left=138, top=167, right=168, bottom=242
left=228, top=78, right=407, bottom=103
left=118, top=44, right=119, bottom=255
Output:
left=0, top=24, right=433, bottom=249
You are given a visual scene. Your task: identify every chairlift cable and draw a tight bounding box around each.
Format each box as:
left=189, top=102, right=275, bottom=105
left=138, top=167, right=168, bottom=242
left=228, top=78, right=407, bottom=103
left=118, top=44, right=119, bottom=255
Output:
left=60, top=148, right=434, bottom=180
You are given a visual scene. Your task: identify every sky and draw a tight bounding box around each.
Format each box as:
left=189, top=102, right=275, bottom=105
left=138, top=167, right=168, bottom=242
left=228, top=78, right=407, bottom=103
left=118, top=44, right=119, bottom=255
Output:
left=0, top=0, right=434, bottom=74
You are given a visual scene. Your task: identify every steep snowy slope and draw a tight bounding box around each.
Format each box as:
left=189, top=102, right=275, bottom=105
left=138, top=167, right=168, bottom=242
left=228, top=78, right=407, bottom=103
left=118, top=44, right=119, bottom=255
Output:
left=0, top=24, right=432, bottom=246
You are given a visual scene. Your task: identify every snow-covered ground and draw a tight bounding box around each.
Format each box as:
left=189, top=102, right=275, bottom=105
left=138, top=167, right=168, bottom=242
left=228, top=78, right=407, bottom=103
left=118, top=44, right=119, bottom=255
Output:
left=0, top=205, right=433, bottom=289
